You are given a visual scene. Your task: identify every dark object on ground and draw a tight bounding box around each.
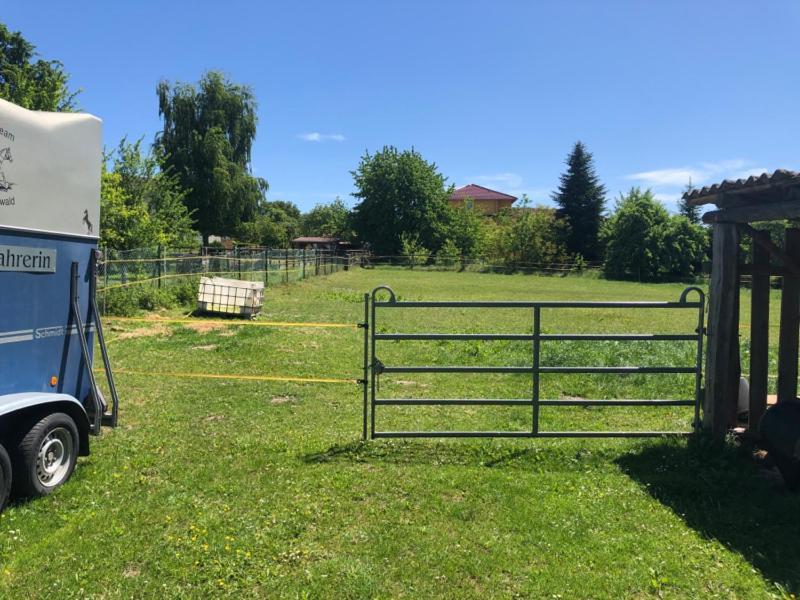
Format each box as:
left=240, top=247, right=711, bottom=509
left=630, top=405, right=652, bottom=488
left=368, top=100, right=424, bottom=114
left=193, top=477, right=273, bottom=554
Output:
left=759, top=399, right=800, bottom=490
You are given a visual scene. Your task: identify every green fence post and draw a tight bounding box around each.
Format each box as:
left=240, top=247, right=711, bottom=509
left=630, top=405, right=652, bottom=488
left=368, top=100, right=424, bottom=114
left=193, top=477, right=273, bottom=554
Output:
left=302, top=248, right=306, bottom=279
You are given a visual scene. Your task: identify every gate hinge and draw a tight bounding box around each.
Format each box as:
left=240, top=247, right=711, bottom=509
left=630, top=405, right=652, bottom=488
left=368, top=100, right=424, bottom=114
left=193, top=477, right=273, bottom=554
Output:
left=356, top=378, right=367, bottom=385
left=373, top=359, right=385, bottom=375
left=357, top=322, right=368, bottom=329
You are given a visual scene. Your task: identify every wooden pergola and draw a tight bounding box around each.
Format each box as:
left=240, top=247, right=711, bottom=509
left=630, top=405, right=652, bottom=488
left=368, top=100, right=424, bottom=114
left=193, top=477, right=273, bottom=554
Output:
left=685, top=169, right=800, bottom=438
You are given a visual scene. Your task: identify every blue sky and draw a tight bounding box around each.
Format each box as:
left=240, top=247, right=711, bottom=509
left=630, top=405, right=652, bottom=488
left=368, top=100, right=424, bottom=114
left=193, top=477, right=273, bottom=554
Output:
left=5, top=1, right=799, bottom=212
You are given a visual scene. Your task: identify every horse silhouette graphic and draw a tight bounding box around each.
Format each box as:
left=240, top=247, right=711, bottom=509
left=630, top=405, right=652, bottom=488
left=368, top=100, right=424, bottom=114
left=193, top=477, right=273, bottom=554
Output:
left=0, top=147, right=13, bottom=193
left=82, top=209, right=93, bottom=235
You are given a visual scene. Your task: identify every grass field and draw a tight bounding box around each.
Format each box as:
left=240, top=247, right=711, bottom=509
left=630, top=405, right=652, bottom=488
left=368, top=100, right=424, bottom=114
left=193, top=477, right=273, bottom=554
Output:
left=1, top=268, right=799, bottom=598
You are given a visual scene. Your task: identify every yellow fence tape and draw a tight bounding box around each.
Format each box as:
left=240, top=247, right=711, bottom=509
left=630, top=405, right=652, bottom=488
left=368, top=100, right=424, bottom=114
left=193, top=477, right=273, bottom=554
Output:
left=105, top=316, right=356, bottom=329
left=102, top=368, right=356, bottom=385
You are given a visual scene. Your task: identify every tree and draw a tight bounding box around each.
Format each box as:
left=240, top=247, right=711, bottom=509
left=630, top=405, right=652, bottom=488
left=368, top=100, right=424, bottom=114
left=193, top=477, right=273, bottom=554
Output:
left=301, top=197, right=352, bottom=240
left=677, top=179, right=702, bottom=224
left=0, top=22, right=79, bottom=111
left=446, top=205, right=485, bottom=258
left=236, top=200, right=301, bottom=247
left=156, top=71, right=266, bottom=243
left=100, top=138, right=197, bottom=251
left=350, top=146, right=452, bottom=255
left=603, top=188, right=705, bottom=281
left=482, top=207, right=572, bottom=270
left=551, top=141, right=607, bottom=261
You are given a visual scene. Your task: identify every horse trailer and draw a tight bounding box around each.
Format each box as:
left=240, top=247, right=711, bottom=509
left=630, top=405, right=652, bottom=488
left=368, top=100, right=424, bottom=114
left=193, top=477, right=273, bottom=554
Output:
left=0, top=98, right=117, bottom=511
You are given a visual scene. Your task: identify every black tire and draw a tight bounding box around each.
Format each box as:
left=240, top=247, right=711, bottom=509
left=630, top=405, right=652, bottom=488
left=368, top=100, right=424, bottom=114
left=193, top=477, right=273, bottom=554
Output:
left=13, top=413, right=79, bottom=498
left=0, top=444, right=11, bottom=511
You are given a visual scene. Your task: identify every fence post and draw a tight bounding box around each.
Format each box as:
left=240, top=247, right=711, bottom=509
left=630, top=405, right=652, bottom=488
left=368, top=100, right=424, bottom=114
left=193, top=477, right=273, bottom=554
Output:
left=302, top=248, right=306, bottom=279
left=284, top=248, right=289, bottom=283
left=265, top=248, right=270, bottom=287
left=157, top=245, right=163, bottom=288
left=236, top=246, right=241, bottom=279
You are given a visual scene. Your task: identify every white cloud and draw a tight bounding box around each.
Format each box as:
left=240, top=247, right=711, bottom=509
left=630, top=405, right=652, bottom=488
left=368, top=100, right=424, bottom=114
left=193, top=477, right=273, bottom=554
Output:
left=468, top=172, right=524, bottom=189
left=622, top=159, right=776, bottom=213
left=297, top=132, right=346, bottom=142
left=625, top=168, right=702, bottom=187
left=625, top=159, right=764, bottom=188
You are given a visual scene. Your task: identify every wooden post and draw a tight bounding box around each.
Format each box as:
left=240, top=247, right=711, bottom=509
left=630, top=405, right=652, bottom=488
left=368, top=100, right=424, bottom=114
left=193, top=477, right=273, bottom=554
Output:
left=777, top=228, right=800, bottom=403
left=704, top=222, right=741, bottom=437
left=749, top=232, right=770, bottom=429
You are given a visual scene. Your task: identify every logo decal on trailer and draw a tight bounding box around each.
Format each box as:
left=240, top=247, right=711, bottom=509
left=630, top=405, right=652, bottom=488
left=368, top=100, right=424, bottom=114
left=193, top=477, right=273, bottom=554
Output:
left=0, top=146, right=14, bottom=196
left=0, top=125, right=16, bottom=204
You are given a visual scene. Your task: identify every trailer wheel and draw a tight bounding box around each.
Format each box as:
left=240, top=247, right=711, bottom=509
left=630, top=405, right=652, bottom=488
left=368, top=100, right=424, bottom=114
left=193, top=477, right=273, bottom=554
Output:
left=13, top=413, right=79, bottom=498
left=0, top=444, right=11, bottom=511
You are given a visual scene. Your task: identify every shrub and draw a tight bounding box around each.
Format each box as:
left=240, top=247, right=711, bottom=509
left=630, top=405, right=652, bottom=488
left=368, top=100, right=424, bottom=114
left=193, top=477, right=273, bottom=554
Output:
left=400, top=233, right=430, bottom=268
left=101, top=280, right=198, bottom=316
left=435, top=239, right=461, bottom=269
left=603, top=188, right=706, bottom=281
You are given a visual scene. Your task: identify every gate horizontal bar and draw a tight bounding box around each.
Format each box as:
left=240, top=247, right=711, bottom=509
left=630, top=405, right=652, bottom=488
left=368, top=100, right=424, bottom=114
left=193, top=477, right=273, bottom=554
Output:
left=373, top=431, right=692, bottom=438
left=542, top=333, right=698, bottom=341
left=374, top=333, right=698, bottom=341
left=375, top=333, right=534, bottom=341
left=374, top=300, right=701, bottom=309
left=374, top=398, right=695, bottom=406
left=381, top=366, right=697, bottom=374
left=540, top=366, right=697, bottom=374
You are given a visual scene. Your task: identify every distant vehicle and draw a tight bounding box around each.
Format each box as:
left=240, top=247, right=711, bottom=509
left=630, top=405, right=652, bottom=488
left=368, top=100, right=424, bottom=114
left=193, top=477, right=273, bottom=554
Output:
left=0, top=98, right=118, bottom=511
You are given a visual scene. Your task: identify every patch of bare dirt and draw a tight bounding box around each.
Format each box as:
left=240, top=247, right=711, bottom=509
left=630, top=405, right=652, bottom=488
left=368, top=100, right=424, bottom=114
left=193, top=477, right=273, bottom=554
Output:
left=115, top=323, right=171, bottom=341
left=270, top=395, right=297, bottom=405
left=182, top=321, right=229, bottom=334
left=122, top=564, right=141, bottom=578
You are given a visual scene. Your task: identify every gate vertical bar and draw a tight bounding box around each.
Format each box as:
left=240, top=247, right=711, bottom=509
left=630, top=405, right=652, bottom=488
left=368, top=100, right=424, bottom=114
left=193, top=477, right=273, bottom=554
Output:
left=693, top=291, right=706, bottom=432
left=532, top=306, right=541, bottom=435
left=362, top=293, right=370, bottom=440
left=370, top=293, right=378, bottom=438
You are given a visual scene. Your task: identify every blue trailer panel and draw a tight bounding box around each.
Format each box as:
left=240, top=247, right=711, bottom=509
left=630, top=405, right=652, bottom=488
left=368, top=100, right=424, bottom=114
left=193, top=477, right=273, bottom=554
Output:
left=0, top=229, right=95, bottom=399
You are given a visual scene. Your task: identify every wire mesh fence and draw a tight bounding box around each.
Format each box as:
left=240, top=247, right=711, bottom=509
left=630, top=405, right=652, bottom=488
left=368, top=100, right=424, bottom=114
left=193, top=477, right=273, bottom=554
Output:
left=97, top=247, right=346, bottom=298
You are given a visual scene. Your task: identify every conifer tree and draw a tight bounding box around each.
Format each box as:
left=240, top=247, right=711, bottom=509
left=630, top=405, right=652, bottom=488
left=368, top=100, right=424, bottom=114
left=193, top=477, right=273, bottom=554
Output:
left=677, top=179, right=701, bottom=224
left=551, top=141, right=606, bottom=261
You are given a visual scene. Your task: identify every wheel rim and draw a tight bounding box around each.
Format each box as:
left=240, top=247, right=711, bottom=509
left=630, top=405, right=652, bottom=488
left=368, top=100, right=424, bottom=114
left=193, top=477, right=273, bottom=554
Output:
left=36, top=427, right=73, bottom=487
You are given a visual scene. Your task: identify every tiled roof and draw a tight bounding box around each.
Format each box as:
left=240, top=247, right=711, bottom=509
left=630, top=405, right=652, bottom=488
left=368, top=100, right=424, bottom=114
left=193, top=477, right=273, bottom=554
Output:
left=450, top=184, right=517, bottom=202
left=684, top=169, right=800, bottom=206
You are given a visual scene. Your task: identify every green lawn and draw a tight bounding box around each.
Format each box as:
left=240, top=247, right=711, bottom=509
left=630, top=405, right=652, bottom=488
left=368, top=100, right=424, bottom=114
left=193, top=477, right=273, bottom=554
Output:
left=1, top=268, right=798, bottom=598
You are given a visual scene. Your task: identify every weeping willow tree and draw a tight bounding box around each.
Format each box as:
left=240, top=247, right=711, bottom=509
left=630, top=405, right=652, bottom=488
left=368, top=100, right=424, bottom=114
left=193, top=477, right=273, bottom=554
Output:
left=156, top=71, right=267, bottom=243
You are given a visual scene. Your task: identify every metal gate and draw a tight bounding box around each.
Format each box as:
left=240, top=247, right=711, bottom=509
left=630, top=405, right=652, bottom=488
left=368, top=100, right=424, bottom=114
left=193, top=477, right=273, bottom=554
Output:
left=360, top=285, right=705, bottom=439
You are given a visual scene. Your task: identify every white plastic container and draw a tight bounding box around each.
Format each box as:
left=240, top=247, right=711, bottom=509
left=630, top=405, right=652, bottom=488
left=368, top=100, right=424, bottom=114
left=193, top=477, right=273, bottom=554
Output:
left=197, top=276, right=264, bottom=317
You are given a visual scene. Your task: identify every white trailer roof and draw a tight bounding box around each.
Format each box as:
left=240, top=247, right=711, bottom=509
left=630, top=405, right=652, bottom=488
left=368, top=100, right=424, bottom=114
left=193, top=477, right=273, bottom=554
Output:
left=0, top=98, right=102, bottom=239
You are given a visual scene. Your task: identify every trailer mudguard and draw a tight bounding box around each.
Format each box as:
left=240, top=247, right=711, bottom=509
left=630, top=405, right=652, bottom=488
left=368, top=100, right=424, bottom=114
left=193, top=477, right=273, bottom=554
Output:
left=0, top=392, right=91, bottom=456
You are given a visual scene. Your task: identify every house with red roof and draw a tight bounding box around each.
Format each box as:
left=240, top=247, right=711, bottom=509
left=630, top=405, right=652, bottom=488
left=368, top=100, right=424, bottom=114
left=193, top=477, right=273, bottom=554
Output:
left=449, top=184, right=517, bottom=215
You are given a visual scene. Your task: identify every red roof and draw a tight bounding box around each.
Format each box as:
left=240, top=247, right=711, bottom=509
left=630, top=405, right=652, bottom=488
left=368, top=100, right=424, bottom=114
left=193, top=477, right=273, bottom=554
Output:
left=450, top=184, right=517, bottom=202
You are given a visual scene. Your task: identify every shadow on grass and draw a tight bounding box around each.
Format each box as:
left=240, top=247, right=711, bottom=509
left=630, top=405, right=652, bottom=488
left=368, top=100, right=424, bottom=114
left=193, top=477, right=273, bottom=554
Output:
left=302, top=437, right=649, bottom=472
left=616, top=438, right=800, bottom=594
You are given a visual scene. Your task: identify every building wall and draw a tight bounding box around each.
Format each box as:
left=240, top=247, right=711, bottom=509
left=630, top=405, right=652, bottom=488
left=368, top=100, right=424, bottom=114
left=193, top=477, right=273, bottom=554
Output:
left=448, top=198, right=514, bottom=215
